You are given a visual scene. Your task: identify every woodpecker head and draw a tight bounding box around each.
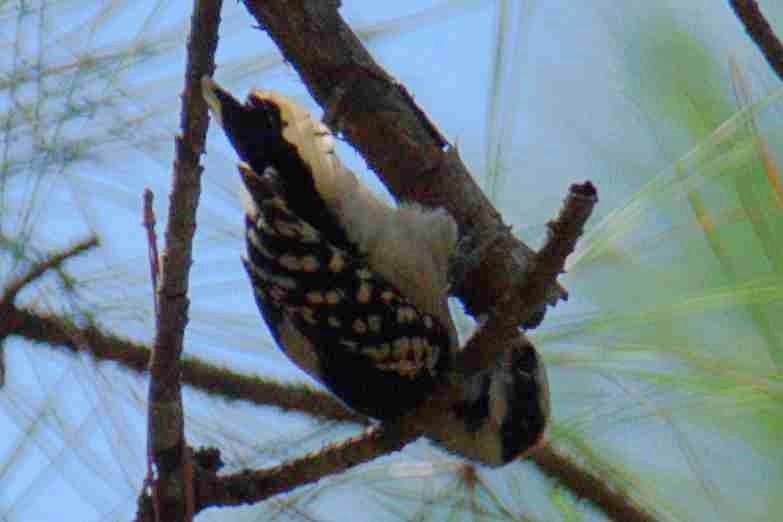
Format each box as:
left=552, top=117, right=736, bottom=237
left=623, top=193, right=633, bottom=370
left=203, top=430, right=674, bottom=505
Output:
left=493, top=340, right=550, bottom=461
left=423, top=338, right=549, bottom=466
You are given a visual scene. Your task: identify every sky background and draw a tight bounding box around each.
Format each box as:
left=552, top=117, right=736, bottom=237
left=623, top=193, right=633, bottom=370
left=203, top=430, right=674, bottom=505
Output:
left=1, top=0, right=782, bottom=520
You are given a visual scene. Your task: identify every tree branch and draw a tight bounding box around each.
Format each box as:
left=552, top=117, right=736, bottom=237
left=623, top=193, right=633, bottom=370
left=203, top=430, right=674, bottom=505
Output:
left=0, top=234, right=98, bottom=387
left=459, top=182, right=597, bottom=376
left=7, top=301, right=659, bottom=522
left=1, top=235, right=99, bottom=306
left=2, top=304, right=363, bottom=423
left=241, top=0, right=566, bottom=327
left=729, top=0, right=783, bottom=82
left=193, top=383, right=459, bottom=510
left=194, top=381, right=660, bottom=522
left=143, top=0, right=222, bottom=520
left=531, top=445, right=659, bottom=522
left=195, top=424, right=415, bottom=509
left=142, top=188, right=160, bottom=316
left=218, top=5, right=658, bottom=522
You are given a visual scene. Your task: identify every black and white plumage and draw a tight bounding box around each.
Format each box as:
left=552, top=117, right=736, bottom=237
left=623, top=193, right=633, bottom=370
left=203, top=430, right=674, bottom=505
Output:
left=421, top=337, right=550, bottom=465
left=202, top=77, right=458, bottom=419
left=202, top=77, right=549, bottom=465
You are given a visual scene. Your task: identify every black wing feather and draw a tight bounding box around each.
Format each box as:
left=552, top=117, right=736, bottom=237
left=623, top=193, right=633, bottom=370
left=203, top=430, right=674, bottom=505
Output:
left=239, top=164, right=450, bottom=419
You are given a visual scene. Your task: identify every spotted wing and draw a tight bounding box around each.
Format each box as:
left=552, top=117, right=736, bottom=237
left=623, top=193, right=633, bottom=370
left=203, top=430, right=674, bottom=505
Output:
left=238, top=163, right=451, bottom=419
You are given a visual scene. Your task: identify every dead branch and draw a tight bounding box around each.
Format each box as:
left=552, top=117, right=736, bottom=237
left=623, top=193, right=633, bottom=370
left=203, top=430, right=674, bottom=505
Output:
left=142, top=189, right=160, bottom=316
left=458, top=182, right=597, bottom=376
left=195, top=424, right=412, bottom=509
left=142, top=0, right=222, bottom=520
left=729, top=0, right=783, bottom=82
left=3, top=304, right=363, bottom=423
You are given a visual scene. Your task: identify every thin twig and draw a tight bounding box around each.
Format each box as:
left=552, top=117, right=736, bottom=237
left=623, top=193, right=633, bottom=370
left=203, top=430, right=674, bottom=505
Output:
left=143, top=0, right=222, bottom=520
left=0, top=234, right=97, bottom=388
left=193, top=376, right=658, bottom=522
left=459, top=182, right=598, bottom=376
left=1, top=235, right=99, bottom=306
left=0, top=235, right=96, bottom=388
left=729, top=0, right=783, bottom=82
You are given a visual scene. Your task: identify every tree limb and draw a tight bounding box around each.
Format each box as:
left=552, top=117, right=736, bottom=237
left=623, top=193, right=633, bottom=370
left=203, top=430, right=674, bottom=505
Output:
left=459, top=182, right=597, bottom=376
left=532, top=445, right=660, bottom=522
left=2, top=304, right=363, bottom=423
left=6, top=300, right=659, bottom=521
left=729, top=0, right=783, bottom=82
left=0, top=234, right=98, bottom=387
left=1, top=235, right=99, bottom=306
left=241, top=0, right=566, bottom=327
left=143, top=0, right=222, bottom=520
left=195, top=424, right=414, bottom=509
left=222, top=4, right=659, bottom=522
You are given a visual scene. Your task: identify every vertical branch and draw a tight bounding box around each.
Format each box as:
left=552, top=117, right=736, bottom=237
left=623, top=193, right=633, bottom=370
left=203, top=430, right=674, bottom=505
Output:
left=142, top=188, right=160, bottom=316
left=144, top=1, right=222, bottom=521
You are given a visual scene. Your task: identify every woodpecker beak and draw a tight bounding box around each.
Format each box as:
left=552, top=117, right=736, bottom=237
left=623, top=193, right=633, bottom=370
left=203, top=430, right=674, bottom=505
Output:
left=201, top=75, right=225, bottom=127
